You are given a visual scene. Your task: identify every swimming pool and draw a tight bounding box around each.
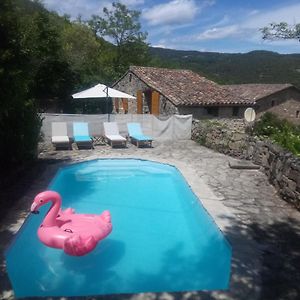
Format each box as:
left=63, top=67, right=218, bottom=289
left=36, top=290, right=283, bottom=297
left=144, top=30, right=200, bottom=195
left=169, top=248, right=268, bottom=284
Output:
left=6, top=159, right=231, bottom=298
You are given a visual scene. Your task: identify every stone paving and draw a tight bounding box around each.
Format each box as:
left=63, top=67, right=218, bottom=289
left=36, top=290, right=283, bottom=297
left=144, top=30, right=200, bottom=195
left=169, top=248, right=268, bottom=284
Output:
left=1, top=140, right=300, bottom=300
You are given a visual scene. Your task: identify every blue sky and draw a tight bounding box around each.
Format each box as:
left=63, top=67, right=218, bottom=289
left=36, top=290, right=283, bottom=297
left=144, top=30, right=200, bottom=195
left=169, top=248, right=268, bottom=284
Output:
left=43, top=0, right=300, bottom=53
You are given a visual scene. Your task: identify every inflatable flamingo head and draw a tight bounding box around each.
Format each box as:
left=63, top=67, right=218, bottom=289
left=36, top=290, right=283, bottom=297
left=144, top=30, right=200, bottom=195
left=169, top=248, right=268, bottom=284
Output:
left=31, top=191, right=61, bottom=214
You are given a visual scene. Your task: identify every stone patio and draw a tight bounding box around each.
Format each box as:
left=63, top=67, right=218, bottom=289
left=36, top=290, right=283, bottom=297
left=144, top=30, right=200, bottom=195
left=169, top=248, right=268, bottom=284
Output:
left=1, top=140, right=300, bottom=300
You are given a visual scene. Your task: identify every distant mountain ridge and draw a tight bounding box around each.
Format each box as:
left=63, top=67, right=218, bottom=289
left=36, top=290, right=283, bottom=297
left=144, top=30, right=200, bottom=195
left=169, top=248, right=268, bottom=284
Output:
left=149, top=47, right=300, bottom=88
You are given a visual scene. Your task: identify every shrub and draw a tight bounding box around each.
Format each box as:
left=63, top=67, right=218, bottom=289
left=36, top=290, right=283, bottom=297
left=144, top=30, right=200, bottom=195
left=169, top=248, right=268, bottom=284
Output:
left=0, top=100, right=42, bottom=172
left=254, top=112, right=300, bottom=156
left=0, top=0, right=43, bottom=181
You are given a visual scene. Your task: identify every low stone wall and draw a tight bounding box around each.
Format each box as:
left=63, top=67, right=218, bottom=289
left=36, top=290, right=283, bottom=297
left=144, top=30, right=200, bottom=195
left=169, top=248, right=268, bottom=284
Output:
left=192, top=118, right=249, bottom=157
left=192, top=118, right=300, bottom=209
left=249, top=139, right=300, bottom=209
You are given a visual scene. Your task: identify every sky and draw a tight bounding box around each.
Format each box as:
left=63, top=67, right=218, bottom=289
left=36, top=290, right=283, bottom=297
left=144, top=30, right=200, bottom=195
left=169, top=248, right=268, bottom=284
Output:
left=43, top=0, right=300, bottom=54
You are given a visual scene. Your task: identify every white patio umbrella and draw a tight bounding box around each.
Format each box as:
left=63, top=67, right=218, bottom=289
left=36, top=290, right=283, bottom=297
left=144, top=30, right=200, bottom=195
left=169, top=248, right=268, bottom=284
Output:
left=72, top=84, right=136, bottom=121
left=72, top=83, right=136, bottom=99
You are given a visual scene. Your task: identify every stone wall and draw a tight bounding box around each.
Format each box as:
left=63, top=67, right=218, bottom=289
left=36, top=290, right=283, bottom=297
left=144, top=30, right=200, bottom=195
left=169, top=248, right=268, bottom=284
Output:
left=249, top=139, right=300, bottom=209
left=192, top=118, right=300, bottom=209
left=192, top=118, right=249, bottom=157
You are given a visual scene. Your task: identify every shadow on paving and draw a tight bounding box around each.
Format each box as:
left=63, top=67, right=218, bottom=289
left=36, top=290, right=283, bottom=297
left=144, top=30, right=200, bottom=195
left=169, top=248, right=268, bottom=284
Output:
left=250, top=218, right=300, bottom=299
left=222, top=215, right=300, bottom=300
left=0, top=157, right=72, bottom=220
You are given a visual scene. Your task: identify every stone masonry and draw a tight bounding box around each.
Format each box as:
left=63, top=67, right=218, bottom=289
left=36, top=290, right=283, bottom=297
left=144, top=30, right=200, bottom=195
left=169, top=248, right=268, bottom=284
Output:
left=192, top=118, right=300, bottom=209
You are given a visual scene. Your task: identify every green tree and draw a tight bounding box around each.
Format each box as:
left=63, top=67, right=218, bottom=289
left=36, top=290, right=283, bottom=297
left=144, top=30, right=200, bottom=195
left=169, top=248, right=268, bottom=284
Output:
left=261, top=22, right=300, bottom=41
left=19, top=7, right=76, bottom=108
left=0, top=0, right=42, bottom=175
left=88, top=2, right=149, bottom=77
left=61, top=20, right=111, bottom=87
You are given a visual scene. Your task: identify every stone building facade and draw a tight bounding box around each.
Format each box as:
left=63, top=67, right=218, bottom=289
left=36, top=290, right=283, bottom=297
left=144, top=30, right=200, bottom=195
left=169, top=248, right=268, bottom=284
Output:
left=113, top=66, right=250, bottom=118
left=113, top=69, right=177, bottom=115
left=227, top=84, right=300, bottom=124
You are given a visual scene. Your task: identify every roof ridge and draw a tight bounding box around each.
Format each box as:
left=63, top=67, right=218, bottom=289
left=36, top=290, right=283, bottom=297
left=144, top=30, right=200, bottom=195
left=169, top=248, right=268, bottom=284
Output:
left=130, top=65, right=195, bottom=73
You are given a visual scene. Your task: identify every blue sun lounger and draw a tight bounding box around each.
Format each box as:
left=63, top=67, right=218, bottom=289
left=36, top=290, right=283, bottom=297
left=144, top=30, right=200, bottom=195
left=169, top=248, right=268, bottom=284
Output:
left=127, top=122, right=153, bottom=147
left=73, top=122, right=93, bottom=149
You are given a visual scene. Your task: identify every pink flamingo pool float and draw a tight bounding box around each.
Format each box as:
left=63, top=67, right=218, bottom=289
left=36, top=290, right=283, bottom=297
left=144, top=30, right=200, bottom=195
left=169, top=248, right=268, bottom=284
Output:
left=30, top=191, right=112, bottom=256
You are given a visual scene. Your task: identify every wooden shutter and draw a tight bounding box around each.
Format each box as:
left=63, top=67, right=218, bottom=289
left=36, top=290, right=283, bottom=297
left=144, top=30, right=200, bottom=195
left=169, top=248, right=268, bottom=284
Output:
left=137, top=90, right=143, bottom=114
left=114, top=98, right=119, bottom=113
left=122, top=98, right=128, bottom=114
left=151, top=91, right=160, bottom=115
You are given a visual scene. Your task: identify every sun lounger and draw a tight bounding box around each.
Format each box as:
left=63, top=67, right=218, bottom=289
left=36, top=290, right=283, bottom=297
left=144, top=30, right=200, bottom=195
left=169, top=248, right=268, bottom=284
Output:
left=73, top=122, right=93, bottom=149
left=127, top=122, right=153, bottom=147
left=103, top=122, right=127, bottom=147
left=51, top=122, right=71, bottom=149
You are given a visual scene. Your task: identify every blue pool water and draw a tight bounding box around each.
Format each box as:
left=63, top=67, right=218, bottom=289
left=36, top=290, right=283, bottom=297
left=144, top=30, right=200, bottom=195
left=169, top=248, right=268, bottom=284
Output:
left=6, top=159, right=231, bottom=298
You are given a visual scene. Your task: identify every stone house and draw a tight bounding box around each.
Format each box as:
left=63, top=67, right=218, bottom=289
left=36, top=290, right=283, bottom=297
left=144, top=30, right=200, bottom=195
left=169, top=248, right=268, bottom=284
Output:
left=113, top=66, right=300, bottom=123
left=113, top=66, right=251, bottom=118
left=226, top=84, right=300, bottom=124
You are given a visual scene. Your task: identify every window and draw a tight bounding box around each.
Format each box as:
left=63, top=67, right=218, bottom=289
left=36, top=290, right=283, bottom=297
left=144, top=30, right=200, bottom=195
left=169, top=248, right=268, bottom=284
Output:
left=297, top=110, right=300, bottom=118
left=233, top=107, right=239, bottom=116
left=271, top=100, right=275, bottom=107
left=129, top=74, right=132, bottom=82
left=206, top=107, right=219, bottom=117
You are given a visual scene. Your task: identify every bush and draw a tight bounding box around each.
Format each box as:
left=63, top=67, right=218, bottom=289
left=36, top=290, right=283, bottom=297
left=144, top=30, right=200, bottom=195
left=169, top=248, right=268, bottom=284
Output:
left=0, top=0, right=43, bottom=181
left=254, top=112, right=300, bottom=155
left=0, top=100, right=42, bottom=172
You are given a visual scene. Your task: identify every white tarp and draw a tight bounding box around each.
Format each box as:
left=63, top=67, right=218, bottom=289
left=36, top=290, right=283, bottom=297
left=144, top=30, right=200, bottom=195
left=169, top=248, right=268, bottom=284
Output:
left=173, top=114, right=192, bottom=140
left=41, top=113, right=192, bottom=142
left=72, top=84, right=136, bottom=99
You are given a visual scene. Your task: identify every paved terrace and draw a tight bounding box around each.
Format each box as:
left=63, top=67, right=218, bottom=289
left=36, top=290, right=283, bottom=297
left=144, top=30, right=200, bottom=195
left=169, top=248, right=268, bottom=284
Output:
left=1, top=140, right=300, bottom=300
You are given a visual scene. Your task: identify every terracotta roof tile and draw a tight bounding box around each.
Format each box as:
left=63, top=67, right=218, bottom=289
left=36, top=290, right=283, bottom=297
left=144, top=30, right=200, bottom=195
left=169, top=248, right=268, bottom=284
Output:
left=225, top=84, right=293, bottom=103
left=129, top=66, right=251, bottom=106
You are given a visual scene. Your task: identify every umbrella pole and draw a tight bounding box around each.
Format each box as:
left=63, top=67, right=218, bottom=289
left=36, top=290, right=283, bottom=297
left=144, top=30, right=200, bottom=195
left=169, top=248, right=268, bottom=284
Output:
left=105, top=86, right=110, bottom=122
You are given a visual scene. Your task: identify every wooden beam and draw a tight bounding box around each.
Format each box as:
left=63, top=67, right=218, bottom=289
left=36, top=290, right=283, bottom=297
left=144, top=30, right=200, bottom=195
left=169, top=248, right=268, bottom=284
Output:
left=151, top=91, right=160, bottom=115
left=137, top=90, right=143, bottom=114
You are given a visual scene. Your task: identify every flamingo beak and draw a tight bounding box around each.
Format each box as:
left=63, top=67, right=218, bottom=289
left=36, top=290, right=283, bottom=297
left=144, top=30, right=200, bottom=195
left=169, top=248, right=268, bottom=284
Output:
left=30, top=202, right=39, bottom=214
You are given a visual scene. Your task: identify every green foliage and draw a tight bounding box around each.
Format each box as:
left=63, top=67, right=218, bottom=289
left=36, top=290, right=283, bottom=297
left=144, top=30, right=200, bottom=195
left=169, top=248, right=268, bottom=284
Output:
left=261, top=22, right=300, bottom=41
left=88, top=2, right=149, bottom=77
left=0, top=0, right=152, bottom=174
left=0, top=0, right=42, bottom=173
left=254, top=113, right=300, bottom=155
left=61, top=21, right=105, bottom=86
left=20, top=5, right=77, bottom=103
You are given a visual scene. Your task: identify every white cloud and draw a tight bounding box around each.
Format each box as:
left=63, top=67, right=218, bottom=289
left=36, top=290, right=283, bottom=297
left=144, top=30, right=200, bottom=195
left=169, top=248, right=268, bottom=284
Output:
left=143, top=0, right=212, bottom=26
left=244, top=3, right=300, bottom=28
left=196, top=25, right=240, bottom=40
left=248, top=10, right=260, bottom=16
left=209, top=15, right=231, bottom=27
left=43, top=0, right=144, bottom=19
left=152, top=44, right=168, bottom=48
left=194, top=3, right=300, bottom=42
left=121, top=0, right=144, bottom=6
left=43, top=0, right=109, bottom=18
